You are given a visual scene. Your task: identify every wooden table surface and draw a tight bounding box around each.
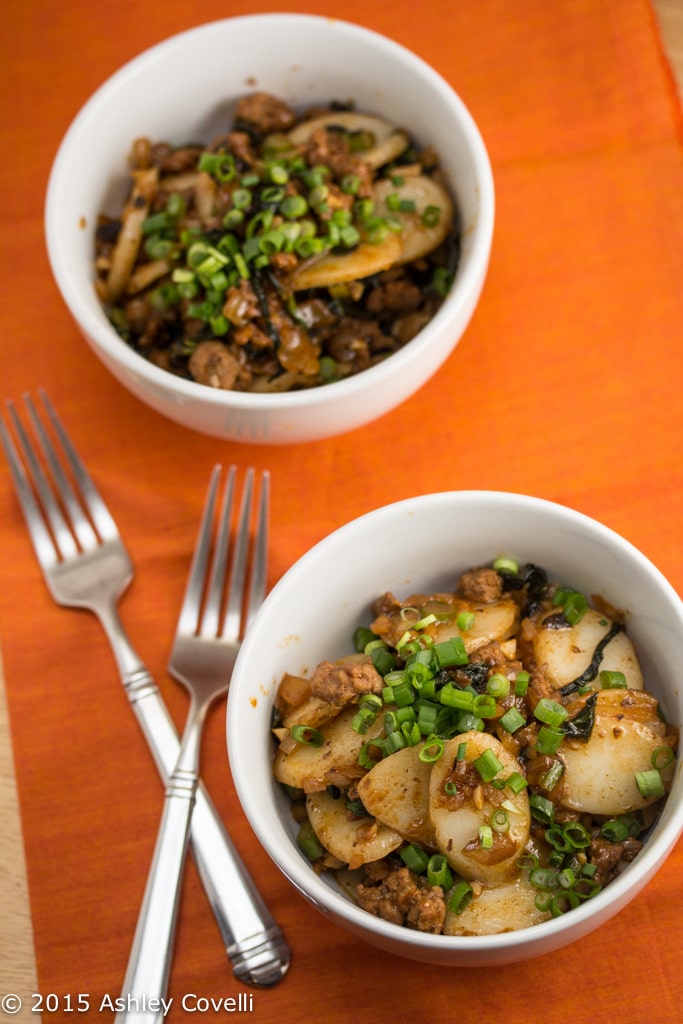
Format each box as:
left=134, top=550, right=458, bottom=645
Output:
left=1, top=3, right=682, bottom=1021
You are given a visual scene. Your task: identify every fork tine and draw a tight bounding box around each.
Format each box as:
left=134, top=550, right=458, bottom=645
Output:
left=222, top=467, right=255, bottom=641
left=38, top=389, right=120, bottom=543
left=23, top=393, right=99, bottom=552
left=5, top=398, right=80, bottom=560
left=243, top=470, right=270, bottom=634
left=0, top=410, right=60, bottom=567
left=176, top=465, right=222, bottom=637
left=200, top=465, right=236, bottom=639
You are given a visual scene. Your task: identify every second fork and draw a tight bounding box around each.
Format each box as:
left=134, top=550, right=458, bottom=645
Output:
left=117, top=465, right=268, bottom=1023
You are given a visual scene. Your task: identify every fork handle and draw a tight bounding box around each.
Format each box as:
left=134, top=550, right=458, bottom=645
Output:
left=116, top=772, right=197, bottom=1024
left=124, top=668, right=291, bottom=987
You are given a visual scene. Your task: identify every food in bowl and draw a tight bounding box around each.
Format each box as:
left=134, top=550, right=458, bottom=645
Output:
left=271, top=556, right=678, bottom=937
left=93, top=91, right=459, bottom=394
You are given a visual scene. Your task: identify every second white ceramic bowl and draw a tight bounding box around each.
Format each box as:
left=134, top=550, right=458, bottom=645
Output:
left=227, top=491, right=683, bottom=965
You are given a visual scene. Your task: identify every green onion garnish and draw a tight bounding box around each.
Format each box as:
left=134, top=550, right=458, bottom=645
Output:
left=473, top=748, right=503, bottom=783
left=289, top=725, right=324, bottom=747
left=448, top=881, right=473, bottom=915
left=427, top=854, right=453, bottom=890
left=599, top=670, right=627, bottom=689
left=635, top=768, right=665, bottom=798
left=400, top=843, right=429, bottom=873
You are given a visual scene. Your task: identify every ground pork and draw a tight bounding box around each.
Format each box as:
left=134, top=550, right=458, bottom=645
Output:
left=457, top=567, right=504, bottom=604
left=309, top=659, right=383, bottom=710
left=356, top=865, right=446, bottom=934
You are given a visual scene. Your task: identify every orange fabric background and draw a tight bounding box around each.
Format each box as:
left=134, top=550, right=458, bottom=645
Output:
left=1, top=0, right=683, bottom=1021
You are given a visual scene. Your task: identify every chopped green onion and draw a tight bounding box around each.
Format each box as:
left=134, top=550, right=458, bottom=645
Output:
left=651, top=746, right=674, bottom=770
left=473, top=748, right=503, bottom=783
left=427, top=854, right=453, bottom=890
left=562, top=820, right=591, bottom=849
left=534, top=698, right=569, bottom=728
left=472, top=694, right=498, bottom=719
left=479, top=824, right=493, bottom=849
left=165, top=192, right=186, bottom=218
left=456, top=741, right=468, bottom=761
left=401, top=721, right=421, bottom=746
left=290, top=725, right=324, bottom=747
left=545, top=825, right=572, bottom=852
left=514, top=671, right=530, bottom=696
left=486, top=673, right=510, bottom=699
left=268, top=163, right=289, bottom=185
left=199, top=151, right=236, bottom=182
left=340, top=173, right=361, bottom=195
left=353, top=625, right=376, bottom=652
left=144, top=235, right=174, bottom=260
left=550, top=890, right=581, bottom=916
left=382, top=679, right=414, bottom=707
left=600, top=818, right=630, bottom=843
left=149, top=283, right=180, bottom=311
left=141, top=211, right=171, bottom=235
left=529, top=794, right=555, bottom=825
left=456, top=611, right=475, bottom=631
left=340, top=225, right=361, bottom=247
left=499, top=706, right=526, bottom=734
left=505, top=771, right=528, bottom=794
left=438, top=684, right=474, bottom=711
left=412, top=613, right=437, bottom=630
left=635, top=768, right=665, bottom=798
left=366, top=219, right=389, bottom=244
left=492, top=557, right=518, bottom=576
left=371, top=646, right=396, bottom=676
left=296, top=820, right=324, bottom=861
left=490, top=809, right=510, bottom=833
left=599, top=670, right=627, bottom=689
left=359, top=693, right=383, bottom=712
left=308, top=184, right=329, bottom=208
left=431, top=266, right=453, bottom=297
left=433, top=637, right=469, bottom=668
left=541, top=759, right=565, bottom=791
left=563, top=592, right=588, bottom=626
left=421, top=204, right=441, bottom=227
left=419, top=735, right=445, bottom=763
left=348, top=129, right=375, bottom=152
left=209, top=313, right=229, bottom=336
left=448, top=881, right=473, bottom=915
left=353, top=197, right=375, bottom=220
left=558, top=868, right=577, bottom=889
left=400, top=843, right=429, bottom=873
left=536, top=725, right=564, bottom=756
left=351, top=707, right=377, bottom=734
left=280, top=194, right=308, bottom=219
left=358, top=739, right=385, bottom=769
left=384, top=729, right=407, bottom=754
left=529, top=867, right=560, bottom=890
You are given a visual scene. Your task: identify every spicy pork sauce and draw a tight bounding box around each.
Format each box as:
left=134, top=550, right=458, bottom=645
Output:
left=271, top=559, right=678, bottom=936
left=93, top=92, right=460, bottom=394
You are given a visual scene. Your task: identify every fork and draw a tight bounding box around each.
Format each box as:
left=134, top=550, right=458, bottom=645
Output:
left=117, top=464, right=267, bottom=1022
left=0, top=391, right=290, bottom=988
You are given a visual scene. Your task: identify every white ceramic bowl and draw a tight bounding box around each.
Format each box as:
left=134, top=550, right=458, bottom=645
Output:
left=45, top=14, right=494, bottom=445
left=227, top=491, right=683, bottom=965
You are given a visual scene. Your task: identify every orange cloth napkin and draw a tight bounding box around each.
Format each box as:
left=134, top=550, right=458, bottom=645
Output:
left=1, top=0, right=683, bottom=1021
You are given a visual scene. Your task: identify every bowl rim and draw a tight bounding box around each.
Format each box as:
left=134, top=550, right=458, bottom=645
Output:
left=228, top=489, right=683, bottom=954
left=44, top=12, right=495, bottom=412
